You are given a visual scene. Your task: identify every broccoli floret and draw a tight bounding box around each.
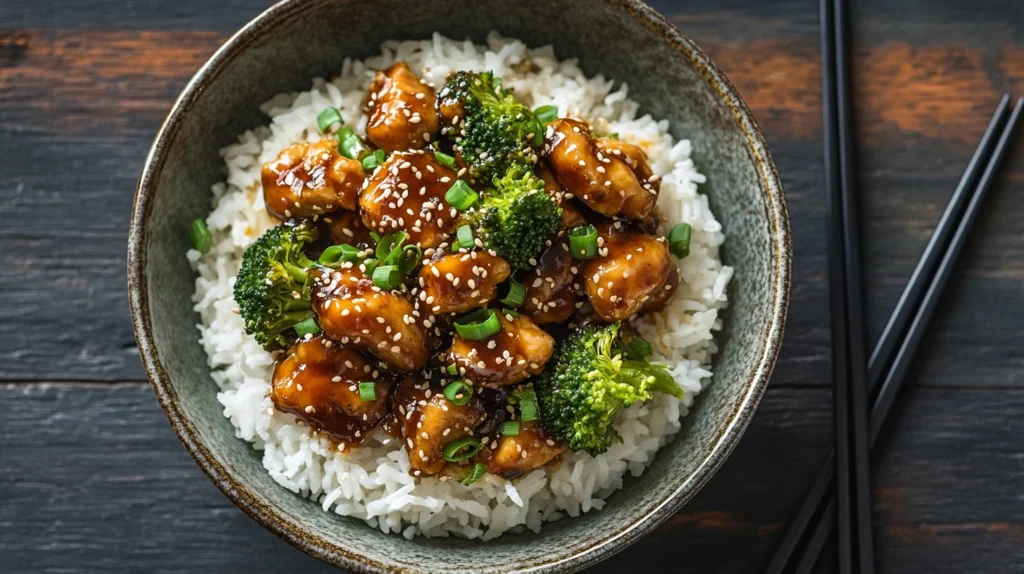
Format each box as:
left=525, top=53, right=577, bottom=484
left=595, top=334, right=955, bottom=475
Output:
left=535, top=322, right=683, bottom=456
left=438, top=71, right=541, bottom=185
left=233, top=222, right=318, bottom=351
left=463, top=166, right=561, bottom=269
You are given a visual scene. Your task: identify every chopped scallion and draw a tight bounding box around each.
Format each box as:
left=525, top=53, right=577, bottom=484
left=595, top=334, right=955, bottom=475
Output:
left=358, top=382, right=377, bottom=402
left=318, top=244, right=362, bottom=267
left=397, top=245, right=422, bottom=275
left=447, top=363, right=458, bottom=375
left=516, top=387, right=539, bottom=422
left=445, top=180, right=478, bottom=210
left=569, top=224, right=598, bottom=259
left=626, top=336, right=653, bottom=360
left=498, top=277, right=525, bottom=308
left=534, top=105, right=558, bottom=125
left=501, top=421, right=520, bottom=436
left=668, top=222, right=691, bottom=258
left=442, top=436, right=482, bottom=462
left=293, top=317, right=320, bottom=337
left=457, top=225, right=474, bottom=248
left=454, top=309, right=501, bottom=341
left=316, top=107, right=343, bottom=133
left=434, top=150, right=456, bottom=169
left=337, top=126, right=368, bottom=160
left=443, top=380, right=473, bottom=406
left=189, top=219, right=212, bottom=254
left=361, top=149, right=386, bottom=171
left=371, top=264, right=402, bottom=290
left=461, top=463, right=487, bottom=485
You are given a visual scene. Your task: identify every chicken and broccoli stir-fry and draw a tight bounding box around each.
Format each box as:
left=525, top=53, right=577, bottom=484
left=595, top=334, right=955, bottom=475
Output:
left=233, top=64, right=695, bottom=482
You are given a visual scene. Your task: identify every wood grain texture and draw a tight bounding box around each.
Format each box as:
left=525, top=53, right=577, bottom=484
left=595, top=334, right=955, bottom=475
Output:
left=2, top=0, right=1024, bottom=571
left=2, top=4, right=1024, bottom=382
left=2, top=383, right=1022, bottom=573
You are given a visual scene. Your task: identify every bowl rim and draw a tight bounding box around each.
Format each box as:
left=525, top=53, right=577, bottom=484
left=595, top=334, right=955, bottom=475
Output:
left=127, top=0, right=791, bottom=571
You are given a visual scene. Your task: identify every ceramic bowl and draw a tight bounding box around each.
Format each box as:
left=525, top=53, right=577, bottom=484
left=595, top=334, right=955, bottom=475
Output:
left=128, top=0, right=790, bottom=571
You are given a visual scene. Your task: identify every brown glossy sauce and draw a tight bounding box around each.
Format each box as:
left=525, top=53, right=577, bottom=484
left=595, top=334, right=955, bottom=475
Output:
left=271, top=337, right=392, bottom=450
left=520, top=238, right=580, bottom=324
left=364, top=62, right=440, bottom=152
left=418, top=251, right=511, bottom=316
left=312, top=266, right=430, bottom=371
left=582, top=221, right=674, bottom=322
left=544, top=118, right=655, bottom=220
left=448, top=313, right=554, bottom=387
left=261, top=139, right=364, bottom=220
left=358, top=150, right=459, bottom=249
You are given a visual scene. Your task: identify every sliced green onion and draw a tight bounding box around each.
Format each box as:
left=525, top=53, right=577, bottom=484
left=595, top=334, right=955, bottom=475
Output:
left=362, top=259, right=378, bottom=278
left=442, top=436, right=482, bottom=462
left=569, top=224, right=598, bottom=259
left=454, top=309, right=501, bottom=341
left=318, top=244, right=362, bottom=267
left=443, top=380, right=473, bottom=406
left=668, top=222, right=692, bottom=259
left=457, top=225, right=474, bottom=248
left=362, top=149, right=386, bottom=171
left=337, top=126, right=369, bottom=160
left=372, top=264, right=402, bottom=290
left=445, top=180, right=478, bottom=211
left=294, top=317, right=320, bottom=337
left=358, top=382, right=377, bottom=402
left=317, top=107, right=343, bottom=133
left=626, top=336, right=653, bottom=360
left=461, top=463, right=487, bottom=485
left=516, top=387, right=538, bottom=422
left=376, top=231, right=408, bottom=263
left=189, top=219, right=212, bottom=253
left=447, top=363, right=458, bottom=375
left=531, top=118, right=544, bottom=147
left=498, top=277, right=525, bottom=308
left=434, top=150, right=456, bottom=169
left=501, top=421, right=520, bottom=437
left=397, top=245, right=422, bottom=275
left=534, top=105, right=558, bottom=125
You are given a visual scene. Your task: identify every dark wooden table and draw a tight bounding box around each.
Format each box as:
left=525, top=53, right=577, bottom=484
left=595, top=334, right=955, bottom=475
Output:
left=2, top=0, right=1023, bottom=572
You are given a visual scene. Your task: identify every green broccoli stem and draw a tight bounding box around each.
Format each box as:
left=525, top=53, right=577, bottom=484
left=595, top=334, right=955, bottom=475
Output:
left=282, top=262, right=309, bottom=284
left=620, top=360, right=684, bottom=399
left=283, top=297, right=312, bottom=311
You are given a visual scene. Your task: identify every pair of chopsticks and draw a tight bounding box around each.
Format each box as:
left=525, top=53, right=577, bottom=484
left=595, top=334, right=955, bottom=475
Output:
left=765, top=0, right=1024, bottom=573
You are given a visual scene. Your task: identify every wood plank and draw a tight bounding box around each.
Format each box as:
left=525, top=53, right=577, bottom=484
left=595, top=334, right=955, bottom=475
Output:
left=1, top=382, right=1021, bottom=572
left=1, top=11, right=1022, bottom=382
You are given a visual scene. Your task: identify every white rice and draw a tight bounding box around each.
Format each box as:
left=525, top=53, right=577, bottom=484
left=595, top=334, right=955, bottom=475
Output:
left=188, top=32, right=732, bottom=540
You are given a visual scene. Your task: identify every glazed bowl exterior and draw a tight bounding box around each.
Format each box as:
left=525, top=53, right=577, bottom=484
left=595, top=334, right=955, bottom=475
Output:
left=128, top=0, right=791, bottom=572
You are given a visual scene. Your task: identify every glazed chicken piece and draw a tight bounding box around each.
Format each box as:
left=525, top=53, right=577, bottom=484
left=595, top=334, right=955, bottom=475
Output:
left=521, top=238, right=581, bottom=324
left=365, top=62, right=440, bottom=152
left=323, top=210, right=375, bottom=246
left=448, top=313, right=554, bottom=387
left=417, top=251, right=511, bottom=316
left=582, top=221, right=678, bottom=322
left=394, top=378, right=485, bottom=477
left=359, top=150, right=460, bottom=249
left=312, top=266, right=429, bottom=371
left=477, top=421, right=566, bottom=479
left=543, top=118, right=657, bottom=220
left=271, top=336, right=393, bottom=449
left=595, top=138, right=657, bottom=184
left=537, top=164, right=587, bottom=229
left=262, top=139, right=365, bottom=220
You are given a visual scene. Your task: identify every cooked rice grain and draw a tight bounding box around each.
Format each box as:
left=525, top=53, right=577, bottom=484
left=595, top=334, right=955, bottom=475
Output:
left=189, top=32, right=732, bottom=540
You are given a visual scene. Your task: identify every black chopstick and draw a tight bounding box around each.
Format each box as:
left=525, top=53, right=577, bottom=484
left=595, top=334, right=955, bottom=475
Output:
left=793, top=96, right=1023, bottom=574
left=822, top=0, right=874, bottom=570
left=764, top=94, right=1021, bottom=574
